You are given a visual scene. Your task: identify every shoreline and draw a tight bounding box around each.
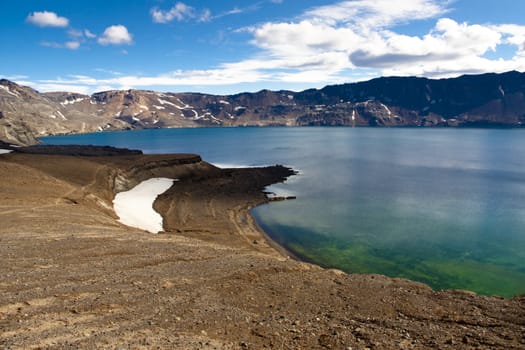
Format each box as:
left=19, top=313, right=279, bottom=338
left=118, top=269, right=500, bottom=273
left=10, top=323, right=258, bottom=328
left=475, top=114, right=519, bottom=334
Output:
left=1, top=149, right=524, bottom=349
left=248, top=205, right=303, bottom=261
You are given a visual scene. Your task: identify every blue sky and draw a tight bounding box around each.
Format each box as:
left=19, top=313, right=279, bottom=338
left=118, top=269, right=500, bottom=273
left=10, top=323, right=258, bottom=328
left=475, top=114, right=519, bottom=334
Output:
left=1, top=0, right=525, bottom=95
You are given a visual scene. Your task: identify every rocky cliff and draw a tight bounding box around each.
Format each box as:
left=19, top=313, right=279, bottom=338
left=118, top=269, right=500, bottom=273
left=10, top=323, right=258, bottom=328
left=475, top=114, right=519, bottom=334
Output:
left=1, top=71, right=524, bottom=145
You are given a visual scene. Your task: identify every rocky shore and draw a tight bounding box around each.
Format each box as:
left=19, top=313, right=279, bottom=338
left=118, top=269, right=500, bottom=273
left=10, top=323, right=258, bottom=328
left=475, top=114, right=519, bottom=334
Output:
left=0, top=148, right=524, bottom=349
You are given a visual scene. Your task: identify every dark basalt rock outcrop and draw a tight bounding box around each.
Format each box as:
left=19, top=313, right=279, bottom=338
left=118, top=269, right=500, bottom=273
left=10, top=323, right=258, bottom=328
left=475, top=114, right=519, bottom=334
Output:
left=15, top=144, right=143, bottom=156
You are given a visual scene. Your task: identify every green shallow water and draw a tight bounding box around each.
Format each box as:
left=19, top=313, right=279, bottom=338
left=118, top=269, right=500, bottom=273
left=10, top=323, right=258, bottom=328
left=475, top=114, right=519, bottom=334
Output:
left=254, top=221, right=525, bottom=297
left=42, top=127, right=525, bottom=297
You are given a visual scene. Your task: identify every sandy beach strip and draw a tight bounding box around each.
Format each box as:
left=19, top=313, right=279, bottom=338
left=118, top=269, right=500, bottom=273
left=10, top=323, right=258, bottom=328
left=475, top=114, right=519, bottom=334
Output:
left=113, top=177, right=176, bottom=233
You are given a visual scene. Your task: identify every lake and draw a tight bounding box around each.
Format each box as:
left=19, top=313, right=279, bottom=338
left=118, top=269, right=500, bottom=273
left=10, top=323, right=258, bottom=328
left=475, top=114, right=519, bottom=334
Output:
left=41, top=127, right=525, bottom=297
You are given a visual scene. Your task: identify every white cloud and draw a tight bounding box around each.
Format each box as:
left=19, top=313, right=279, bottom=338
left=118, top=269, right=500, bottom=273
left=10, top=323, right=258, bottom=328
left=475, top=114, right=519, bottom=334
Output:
left=199, top=9, right=212, bottom=22
left=151, top=2, right=213, bottom=23
left=40, top=41, right=62, bottom=49
left=24, top=82, right=92, bottom=94
left=347, top=18, right=503, bottom=69
left=238, top=0, right=525, bottom=81
left=26, top=11, right=69, bottom=27
left=98, top=25, right=133, bottom=45
left=1, top=75, right=29, bottom=82
left=65, top=41, right=81, bottom=50
left=85, top=29, right=97, bottom=39
left=302, top=0, right=448, bottom=28
left=151, top=2, right=195, bottom=23
left=94, top=68, right=122, bottom=76
left=17, top=0, right=525, bottom=94
left=67, top=29, right=83, bottom=38
left=41, top=41, right=80, bottom=50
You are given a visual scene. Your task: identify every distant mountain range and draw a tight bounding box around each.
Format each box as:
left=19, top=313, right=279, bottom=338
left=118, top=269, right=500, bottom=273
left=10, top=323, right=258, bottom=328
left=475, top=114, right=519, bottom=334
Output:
left=1, top=71, right=525, bottom=145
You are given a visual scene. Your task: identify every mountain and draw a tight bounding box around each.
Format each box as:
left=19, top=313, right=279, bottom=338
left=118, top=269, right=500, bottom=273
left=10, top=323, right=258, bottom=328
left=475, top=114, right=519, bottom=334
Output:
left=1, top=71, right=525, bottom=145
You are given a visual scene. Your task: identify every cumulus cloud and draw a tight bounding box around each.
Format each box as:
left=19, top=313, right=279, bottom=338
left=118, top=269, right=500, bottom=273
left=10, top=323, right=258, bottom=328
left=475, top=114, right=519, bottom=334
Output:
left=239, top=0, right=525, bottom=81
left=19, top=0, right=525, bottom=93
left=26, top=11, right=69, bottom=27
left=98, top=25, right=133, bottom=45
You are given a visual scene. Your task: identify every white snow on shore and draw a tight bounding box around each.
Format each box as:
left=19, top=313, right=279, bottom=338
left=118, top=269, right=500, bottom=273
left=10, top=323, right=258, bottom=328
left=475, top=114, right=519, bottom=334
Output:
left=113, top=178, right=175, bottom=233
left=0, top=149, right=13, bottom=154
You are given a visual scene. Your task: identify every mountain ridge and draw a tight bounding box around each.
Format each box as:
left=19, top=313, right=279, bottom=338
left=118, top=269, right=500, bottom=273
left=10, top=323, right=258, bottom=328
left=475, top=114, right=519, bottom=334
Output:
left=1, top=71, right=524, bottom=145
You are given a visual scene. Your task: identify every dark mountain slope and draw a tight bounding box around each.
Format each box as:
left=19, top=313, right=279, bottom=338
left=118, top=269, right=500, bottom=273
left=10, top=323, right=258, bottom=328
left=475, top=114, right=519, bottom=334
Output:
left=1, top=71, right=524, bottom=144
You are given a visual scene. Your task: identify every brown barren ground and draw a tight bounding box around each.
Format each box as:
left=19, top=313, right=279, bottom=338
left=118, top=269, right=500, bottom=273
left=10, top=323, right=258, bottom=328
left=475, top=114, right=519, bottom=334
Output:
left=0, top=150, right=524, bottom=349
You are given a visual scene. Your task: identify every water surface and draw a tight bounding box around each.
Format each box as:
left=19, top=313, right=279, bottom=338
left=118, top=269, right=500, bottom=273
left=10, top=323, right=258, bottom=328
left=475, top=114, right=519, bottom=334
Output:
left=42, top=127, right=525, bottom=297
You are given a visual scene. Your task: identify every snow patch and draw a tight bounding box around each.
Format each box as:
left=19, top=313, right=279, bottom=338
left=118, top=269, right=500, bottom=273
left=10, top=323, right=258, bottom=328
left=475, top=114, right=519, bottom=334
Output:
left=158, top=98, right=177, bottom=107
left=172, top=98, right=193, bottom=110
left=0, top=85, right=20, bottom=97
left=153, top=105, right=165, bottom=110
left=49, top=114, right=57, bottom=119
left=499, top=85, right=505, bottom=97
left=56, top=110, right=67, bottom=120
left=0, top=149, right=13, bottom=154
left=219, top=100, right=230, bottom=105
left=115, top=111, right=122, bottom=117
left=61, top=97, right=86, bottom=106
left=380, top=103, right=392, bottom=116
left=113, top=178, right=176, bottom=233
left=139, top=105, right=149, bottom=110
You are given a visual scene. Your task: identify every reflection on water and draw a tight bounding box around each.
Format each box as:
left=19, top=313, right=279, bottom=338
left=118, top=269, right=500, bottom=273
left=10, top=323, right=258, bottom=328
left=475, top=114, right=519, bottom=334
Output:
left=42, top=127, right=525, bottom=297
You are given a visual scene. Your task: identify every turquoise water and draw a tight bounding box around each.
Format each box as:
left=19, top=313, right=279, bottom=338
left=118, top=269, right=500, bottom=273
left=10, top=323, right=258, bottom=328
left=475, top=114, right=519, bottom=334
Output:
left=41, top=128, right=525, bottom=297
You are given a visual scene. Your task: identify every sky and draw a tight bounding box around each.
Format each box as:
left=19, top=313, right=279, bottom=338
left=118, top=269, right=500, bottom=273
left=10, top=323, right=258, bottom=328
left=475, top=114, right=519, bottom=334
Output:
left=2, top=0, right=525, bottom=95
